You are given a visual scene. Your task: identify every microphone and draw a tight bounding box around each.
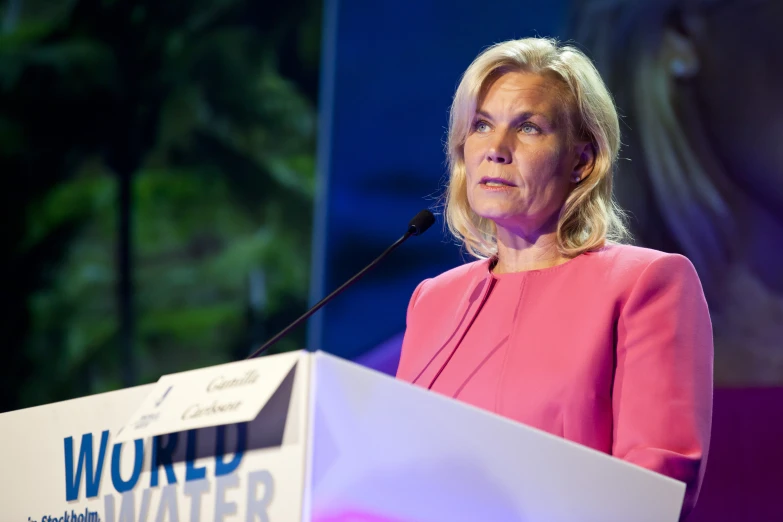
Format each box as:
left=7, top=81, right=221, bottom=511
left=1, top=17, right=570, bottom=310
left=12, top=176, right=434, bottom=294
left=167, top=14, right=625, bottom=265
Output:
left=246, top=209, right=436, bottom=359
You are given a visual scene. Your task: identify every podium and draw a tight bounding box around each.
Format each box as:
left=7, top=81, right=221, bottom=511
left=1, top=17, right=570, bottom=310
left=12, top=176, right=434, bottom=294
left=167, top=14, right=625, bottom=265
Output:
left=0, top=350, right=685, bottom=521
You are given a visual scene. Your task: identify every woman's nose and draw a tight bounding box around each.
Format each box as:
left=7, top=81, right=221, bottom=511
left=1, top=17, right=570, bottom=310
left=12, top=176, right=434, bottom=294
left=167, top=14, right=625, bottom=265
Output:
left=486, top=133, right=512, bottom=164
left=487, top=148, right=511, bottom=164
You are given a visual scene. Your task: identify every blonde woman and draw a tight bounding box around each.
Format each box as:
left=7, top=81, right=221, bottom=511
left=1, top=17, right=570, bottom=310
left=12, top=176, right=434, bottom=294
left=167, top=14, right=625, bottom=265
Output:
left=570, top=0, right=783, bottom=385
left=396, top=38, right=712, bottom=518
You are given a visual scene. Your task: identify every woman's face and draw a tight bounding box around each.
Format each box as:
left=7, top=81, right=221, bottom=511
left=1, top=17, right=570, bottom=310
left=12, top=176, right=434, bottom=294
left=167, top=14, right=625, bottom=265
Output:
left=688, top=0, right=783, bottom=215
left=463, top=71, right=587, bottom=235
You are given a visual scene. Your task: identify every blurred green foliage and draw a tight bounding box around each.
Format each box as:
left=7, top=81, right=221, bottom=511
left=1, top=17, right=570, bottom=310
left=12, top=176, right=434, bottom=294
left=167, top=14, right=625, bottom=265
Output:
left=0, top=0, right=320, bottom=409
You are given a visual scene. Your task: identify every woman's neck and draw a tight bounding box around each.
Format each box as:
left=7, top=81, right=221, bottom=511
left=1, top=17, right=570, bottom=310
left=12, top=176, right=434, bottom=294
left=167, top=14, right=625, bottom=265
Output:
left=493, top=225, right=568, bottom=274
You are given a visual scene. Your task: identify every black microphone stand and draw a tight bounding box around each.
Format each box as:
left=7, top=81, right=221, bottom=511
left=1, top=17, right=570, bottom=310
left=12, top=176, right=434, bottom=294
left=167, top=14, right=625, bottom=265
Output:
left=246, top=210, right=435, bottom=360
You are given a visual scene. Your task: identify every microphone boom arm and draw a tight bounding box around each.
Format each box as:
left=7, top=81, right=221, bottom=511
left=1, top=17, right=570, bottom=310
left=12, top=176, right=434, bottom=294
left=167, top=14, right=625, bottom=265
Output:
left=246, top=230, right=413, bottom=359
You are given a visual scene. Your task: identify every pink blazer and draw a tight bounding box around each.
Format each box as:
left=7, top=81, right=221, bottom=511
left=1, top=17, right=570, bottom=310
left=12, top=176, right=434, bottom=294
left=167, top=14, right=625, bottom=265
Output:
left=396, top=244, right=713, bottom=518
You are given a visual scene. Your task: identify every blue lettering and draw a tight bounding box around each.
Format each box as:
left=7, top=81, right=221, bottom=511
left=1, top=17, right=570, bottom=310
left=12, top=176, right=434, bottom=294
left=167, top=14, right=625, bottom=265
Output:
left=64, top=431, right=109, bottom=501
left=110, top=439, right=144, bottom=493
left=104, top=489, right=151, bottom=522
left=104, top=494, right=115, bottom=522
left=246, top=470, right=274, bottom=522
left=154, top=484, right=179, bottom=522
left=185, top=430, right=206, bottom=482
left=185, top=478, right=209, bottom=521
left=214, top=474, right=239, bottom=522
left=116, top=491, right=135, bottom=522
left=150, top=433, right=179, bottom=487
left=215, top=424, right=246, bottom=477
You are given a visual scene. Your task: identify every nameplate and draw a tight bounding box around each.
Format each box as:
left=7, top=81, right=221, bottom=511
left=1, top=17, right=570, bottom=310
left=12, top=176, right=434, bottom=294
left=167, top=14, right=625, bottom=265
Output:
left=114, top=350, right=302, bottom=442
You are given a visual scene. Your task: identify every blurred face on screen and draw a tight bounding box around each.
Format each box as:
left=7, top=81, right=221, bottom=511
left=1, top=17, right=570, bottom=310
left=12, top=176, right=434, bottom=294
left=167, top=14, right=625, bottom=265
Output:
left=463, top=71, right=588, bottom=236
left=687, top=0, right=783, bottom=215
left=568, top=0, right=783, bottom=383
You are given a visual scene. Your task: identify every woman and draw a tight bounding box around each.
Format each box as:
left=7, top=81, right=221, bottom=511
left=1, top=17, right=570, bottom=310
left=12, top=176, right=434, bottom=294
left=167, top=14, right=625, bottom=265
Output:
left=569, top=0, right=783, bottom=385
left=396, top=38, right=713, bottom=519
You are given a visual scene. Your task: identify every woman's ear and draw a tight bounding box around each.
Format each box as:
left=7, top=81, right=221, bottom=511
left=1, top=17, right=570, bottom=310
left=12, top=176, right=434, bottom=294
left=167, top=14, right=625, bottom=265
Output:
left=571, top=142, right=596, bottom=184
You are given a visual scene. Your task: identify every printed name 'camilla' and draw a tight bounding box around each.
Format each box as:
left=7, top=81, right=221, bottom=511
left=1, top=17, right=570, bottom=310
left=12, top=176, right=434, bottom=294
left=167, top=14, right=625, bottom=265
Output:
left=206, top=370, right=259, bottom=392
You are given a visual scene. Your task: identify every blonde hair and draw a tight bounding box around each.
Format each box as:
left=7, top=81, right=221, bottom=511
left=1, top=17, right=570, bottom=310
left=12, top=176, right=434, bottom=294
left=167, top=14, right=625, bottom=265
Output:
left=445, top=37, right=628, bottom=259
left=569, top=0, right=734, bottom=289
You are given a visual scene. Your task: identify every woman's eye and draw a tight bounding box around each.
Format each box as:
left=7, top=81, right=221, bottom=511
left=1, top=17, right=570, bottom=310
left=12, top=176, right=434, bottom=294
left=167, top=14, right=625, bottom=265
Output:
left=474, top=120, right=491, bottom=133
left=520, top=122, right=540, bottom=134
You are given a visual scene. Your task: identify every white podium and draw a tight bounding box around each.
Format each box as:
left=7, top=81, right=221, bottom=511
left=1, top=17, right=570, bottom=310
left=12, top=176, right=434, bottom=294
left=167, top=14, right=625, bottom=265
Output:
left=0, top=350, right=685, bottom=522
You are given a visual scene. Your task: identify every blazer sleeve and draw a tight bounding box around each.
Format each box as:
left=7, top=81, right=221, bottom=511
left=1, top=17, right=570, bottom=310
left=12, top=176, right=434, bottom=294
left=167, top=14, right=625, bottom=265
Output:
left=612, top=254, right=713, bottom=519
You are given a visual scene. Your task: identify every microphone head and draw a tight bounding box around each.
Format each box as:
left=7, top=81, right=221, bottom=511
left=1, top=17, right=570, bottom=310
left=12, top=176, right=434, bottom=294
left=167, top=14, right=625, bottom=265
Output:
left=408, top=209, right=436, bottom=236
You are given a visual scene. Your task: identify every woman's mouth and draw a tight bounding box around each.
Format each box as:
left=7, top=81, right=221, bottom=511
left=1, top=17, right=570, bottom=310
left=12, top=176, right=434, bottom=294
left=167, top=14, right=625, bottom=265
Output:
left=480, top=177, right=517, bottom=189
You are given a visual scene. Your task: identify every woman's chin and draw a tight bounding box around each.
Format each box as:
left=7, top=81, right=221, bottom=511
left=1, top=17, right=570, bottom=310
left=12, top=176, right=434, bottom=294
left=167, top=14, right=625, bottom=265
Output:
left=473, top=208, right=524, bottom=225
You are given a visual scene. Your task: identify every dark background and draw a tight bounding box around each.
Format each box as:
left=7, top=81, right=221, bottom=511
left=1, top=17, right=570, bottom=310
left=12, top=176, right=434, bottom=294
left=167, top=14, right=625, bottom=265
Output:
left=0, top=0, right=321, bottom=411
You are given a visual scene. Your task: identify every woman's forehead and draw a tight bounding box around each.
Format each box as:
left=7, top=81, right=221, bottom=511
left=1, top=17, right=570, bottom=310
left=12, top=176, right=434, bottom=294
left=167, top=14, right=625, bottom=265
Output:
left=475, top=72, right=573, bottom=122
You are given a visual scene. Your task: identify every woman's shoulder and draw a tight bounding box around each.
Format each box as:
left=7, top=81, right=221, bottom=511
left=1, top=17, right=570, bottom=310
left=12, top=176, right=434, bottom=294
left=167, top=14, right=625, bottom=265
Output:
left=567, top=244, right=707, bottom=324
left=415, top=258, right=489, bottom=297
left=583, top=243, right=702, bottom=298
left=587, top=243, right=695, bottom=274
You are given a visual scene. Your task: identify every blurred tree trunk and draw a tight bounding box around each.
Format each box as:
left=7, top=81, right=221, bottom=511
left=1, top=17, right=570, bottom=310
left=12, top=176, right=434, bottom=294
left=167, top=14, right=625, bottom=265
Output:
left=117, top=167, right=135, bottom=386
